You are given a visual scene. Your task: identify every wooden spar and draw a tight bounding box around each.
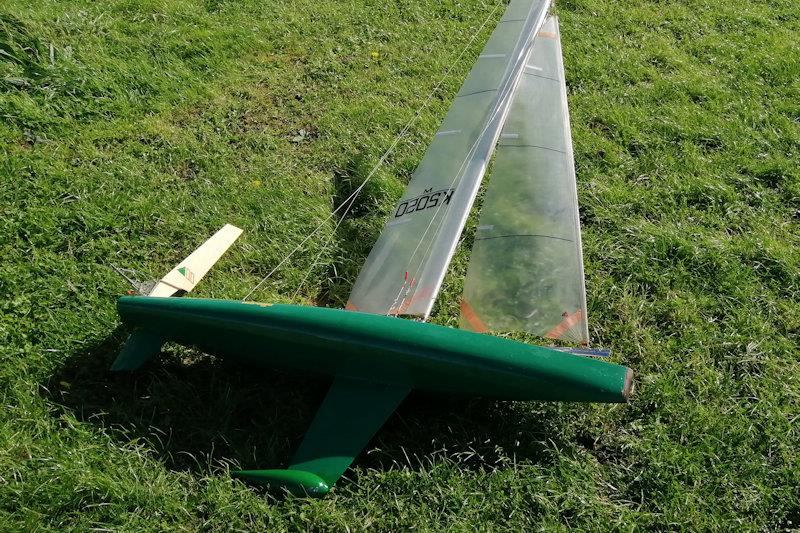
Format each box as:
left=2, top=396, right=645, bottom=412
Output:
left=149, top=224, right=243, bottom=297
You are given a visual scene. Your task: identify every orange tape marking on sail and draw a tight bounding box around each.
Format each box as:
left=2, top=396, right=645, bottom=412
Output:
left=537, top=31, right=557, bottom=39
left=460, top=298, right=489, bottom=333
left=345, top=301, right=358, bottom=311
left=388, top=284, right=433, bottom=316
left=545, top=310, right=584, bottom=339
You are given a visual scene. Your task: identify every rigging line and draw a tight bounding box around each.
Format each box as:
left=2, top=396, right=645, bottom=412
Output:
left=242, top=189, right=363, bottom=301
left=109, top=264, right=145, bottom=292
left=291, top=190, right=359, bottom=299
left=241, top=0, right=504, bottom=302
left=388, top=113, right=492, bottom=313
left=390, top=105, right=490, bottom=312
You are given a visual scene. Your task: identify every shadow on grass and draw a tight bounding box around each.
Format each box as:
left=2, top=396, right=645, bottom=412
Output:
left=315, top=154, right=396, bottom=309
left=44, top=329, right=559, bottom=485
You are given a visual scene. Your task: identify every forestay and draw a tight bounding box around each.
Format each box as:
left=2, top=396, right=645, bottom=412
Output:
left=459, top=16, right=590, bottom=344
left=347, top=0, right=550, bottom=318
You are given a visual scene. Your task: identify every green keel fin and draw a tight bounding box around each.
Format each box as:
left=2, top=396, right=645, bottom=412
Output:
left=232, top=469, right=329, bottom=496
left=233, top=375, right=409, bottom=496
left=111, top=330, right=165, bottom=371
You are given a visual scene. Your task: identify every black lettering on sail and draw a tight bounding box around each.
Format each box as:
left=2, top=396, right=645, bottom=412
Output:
left=442, top=189, right=455, bottom=205
left=393, top=188, right=455, bottom=219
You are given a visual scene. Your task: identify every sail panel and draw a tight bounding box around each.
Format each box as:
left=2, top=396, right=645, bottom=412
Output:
left=460, top=16, right=590, bottom=344
left=347, top=0, right=551, bottom=317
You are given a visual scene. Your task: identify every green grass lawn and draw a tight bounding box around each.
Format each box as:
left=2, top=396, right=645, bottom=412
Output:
left=2, top=0, right=799, bottom=530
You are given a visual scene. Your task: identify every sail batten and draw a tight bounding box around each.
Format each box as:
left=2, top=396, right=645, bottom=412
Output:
left=348, top=0, right=550, bottom=318
left=460, top=16, right=590, bottom=344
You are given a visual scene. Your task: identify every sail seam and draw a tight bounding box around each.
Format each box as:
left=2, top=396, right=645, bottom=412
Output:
left=456, top=88, right=498, bottom=98
left=498, top=143, right=566, bottom=154
left=522, top=72, right=559, bottom=82
left=474, top=234, right=574, bottom=243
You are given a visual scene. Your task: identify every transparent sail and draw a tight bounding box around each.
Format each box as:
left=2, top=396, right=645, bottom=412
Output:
left=347, top=0, right=550, bottom=317
left=460, top=16, right=590, bottom=344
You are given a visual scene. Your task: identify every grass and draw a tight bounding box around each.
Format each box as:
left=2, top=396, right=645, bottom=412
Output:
left=1, top=0, right=799, bottom=530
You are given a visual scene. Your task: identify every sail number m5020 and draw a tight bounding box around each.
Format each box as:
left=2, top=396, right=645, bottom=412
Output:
left=394, top=187, right=455, bottom=218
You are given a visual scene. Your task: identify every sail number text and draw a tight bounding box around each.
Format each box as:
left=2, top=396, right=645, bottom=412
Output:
left=394, top=187, right=455, bottom=218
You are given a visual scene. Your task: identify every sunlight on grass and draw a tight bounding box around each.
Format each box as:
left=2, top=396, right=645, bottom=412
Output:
left=1, top=0, right=798, bottom=530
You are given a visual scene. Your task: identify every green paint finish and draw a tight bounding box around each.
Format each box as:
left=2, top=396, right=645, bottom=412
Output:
left=111, top=330, right=165, bottom=371
left=116, top=297, right=632, bottom=402
left=177, top=266, right=188, bottom=277
left=231, top=469, right=330, bottom=497
left=114, top=296, right=633, bottom=493
left=231, top=377, right=409, bottom=495
left=288, top=376, right=409, bottom=486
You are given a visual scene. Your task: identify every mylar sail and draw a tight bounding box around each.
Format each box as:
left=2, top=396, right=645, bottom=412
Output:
left=347, top=0, right=550, bottom=318
left=459, top=16, right=589, bottom=344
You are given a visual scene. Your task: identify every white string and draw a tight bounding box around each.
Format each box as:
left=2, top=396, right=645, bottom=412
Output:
left=291, top=191, right=358, bottom=299
left=242, top=1, right=504, bottom=302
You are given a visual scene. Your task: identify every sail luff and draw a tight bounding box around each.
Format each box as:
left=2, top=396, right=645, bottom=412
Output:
left=347, top=0, right=551, bottom=318
left=553, top=18, right=590, bottom=342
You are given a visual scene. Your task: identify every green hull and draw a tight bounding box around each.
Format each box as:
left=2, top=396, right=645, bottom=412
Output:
left=114, top=296, right=633, bottom=495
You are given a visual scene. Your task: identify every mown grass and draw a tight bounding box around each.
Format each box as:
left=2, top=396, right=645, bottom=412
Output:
left=1, top=0, right=799, bottom=530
